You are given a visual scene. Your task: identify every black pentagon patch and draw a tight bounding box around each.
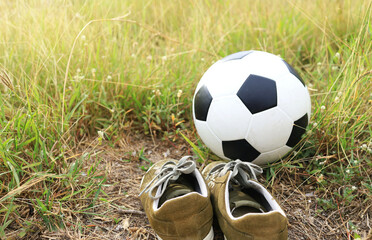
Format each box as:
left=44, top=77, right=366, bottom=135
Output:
left=237, top=74, right=277, bottom=114
left=282, top=60, right=305, bottom=86
left=222, top=139, right=260, bottom=162
left=220, top=51, right=253, bottom=62
left=286, top=113, right=309, bottom=147
left=194, top=85, right=213, bottom=121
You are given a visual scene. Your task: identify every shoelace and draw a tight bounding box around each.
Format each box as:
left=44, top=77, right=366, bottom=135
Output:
left=206, top=160, right=263, bottom=188
left=138, top=156, right=196, bottom=199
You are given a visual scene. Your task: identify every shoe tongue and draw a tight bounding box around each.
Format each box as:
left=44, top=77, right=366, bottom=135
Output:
left=163, top=183, right=193, bottom=199
left=229, top=188, right=267, bottom=217
left=158, top=176, right=194, bottom=206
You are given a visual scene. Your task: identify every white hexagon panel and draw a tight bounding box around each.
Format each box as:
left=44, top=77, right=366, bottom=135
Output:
left=199, top=60, right=255, bottom=99
left=253, top=145, right=292, bottom=165
left=239, top=51, right=290, bottom=80
left=207, top=95, right=253, bottom=141
left=276, top=73, right=311, bottom=121
left=194, top=119, right=225, bottom=158
left=245, top=107, right=293, bottom=153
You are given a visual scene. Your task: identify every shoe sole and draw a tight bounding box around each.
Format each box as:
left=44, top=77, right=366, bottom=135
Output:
left=157, top=227, right=214, bottom=240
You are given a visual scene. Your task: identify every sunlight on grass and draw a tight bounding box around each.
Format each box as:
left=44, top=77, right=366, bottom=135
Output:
left=0, top=0, right=370, bottom=238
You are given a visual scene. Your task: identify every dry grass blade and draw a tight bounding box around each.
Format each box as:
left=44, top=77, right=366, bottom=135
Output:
left=0, top=175, right=48, bottom=203
left=0, top=70, right=13, bottom=91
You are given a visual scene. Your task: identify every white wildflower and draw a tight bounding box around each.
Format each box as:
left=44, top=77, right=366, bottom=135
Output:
left=345, top=169, right=350, bottom=174
left=334, top=96, right=340, bottom=103
left=81, top=35, right=86, bottom=41
left=106, top=75, right=112, bottom=80
left=146, top=55, right=153, bottom=61
left=177, top=90, right=182, bottom=98
left=351, top=186, right=357, bottom=191
left=131, top=53, right=136, bottom=58
left=335, top=52, right=340, bottom=59
left=201, top=58, right=205, bottom=62
left=312, top=122, right=318, bottom=128
left=77, top=68, right=81, bottom=73
left=161, top=56, right=167, bottom=61
left=91, top=68, right=96, bottom=73
left=332, top=66, right=339, bottom=71
left=317, top=62, right=322, bottom=66
left=361, top=144, right=367, bottom=149
left=155, top=89, right=161, bottom=96
left=320, top=106, right=326, bottom=112
left=338, top=91, right=342, bottom=96
left=98, top=130, right=104, bottom=140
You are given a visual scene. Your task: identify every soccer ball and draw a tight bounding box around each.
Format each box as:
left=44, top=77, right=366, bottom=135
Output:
left=192, top=50, right=311, bottom=165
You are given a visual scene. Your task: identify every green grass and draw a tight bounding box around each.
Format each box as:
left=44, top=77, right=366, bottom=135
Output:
left=0, top=0, right=371, bottom=238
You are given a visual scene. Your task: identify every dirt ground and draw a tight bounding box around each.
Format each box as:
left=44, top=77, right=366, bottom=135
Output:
left=40, top=134, right=371, bottom=240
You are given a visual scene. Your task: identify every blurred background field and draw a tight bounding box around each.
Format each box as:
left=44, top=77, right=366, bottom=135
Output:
left=0, top=0, right=371, bottom=239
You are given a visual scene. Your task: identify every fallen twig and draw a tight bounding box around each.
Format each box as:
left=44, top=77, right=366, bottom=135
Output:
left=118, top=209, right=146, bottom=215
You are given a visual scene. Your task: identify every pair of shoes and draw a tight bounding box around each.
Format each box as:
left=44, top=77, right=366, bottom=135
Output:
left=139, top=156, right=288, bottom=240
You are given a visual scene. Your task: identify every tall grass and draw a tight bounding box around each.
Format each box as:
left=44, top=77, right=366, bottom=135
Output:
left=0, top=0, right=371, bottom=238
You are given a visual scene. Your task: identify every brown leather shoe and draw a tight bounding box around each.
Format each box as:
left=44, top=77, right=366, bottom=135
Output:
left=139, top=156, right=214, bottom=240
left=202, top=160, right=288, bottom=240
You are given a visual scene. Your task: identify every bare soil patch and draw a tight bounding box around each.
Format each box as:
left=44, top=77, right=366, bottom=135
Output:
left=39, top=134, right=371, bottom=240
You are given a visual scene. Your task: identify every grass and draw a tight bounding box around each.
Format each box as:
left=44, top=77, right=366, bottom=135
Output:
left=0, top=0, right=371, bottom=238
